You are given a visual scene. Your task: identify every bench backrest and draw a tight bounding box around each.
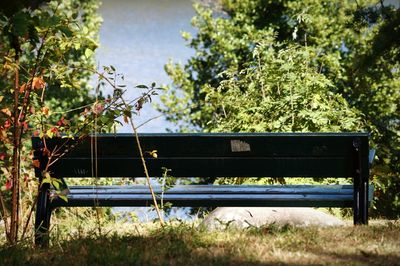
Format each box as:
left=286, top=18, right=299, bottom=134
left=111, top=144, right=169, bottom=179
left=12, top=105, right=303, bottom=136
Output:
left=32, top=133, right=369, bottom=178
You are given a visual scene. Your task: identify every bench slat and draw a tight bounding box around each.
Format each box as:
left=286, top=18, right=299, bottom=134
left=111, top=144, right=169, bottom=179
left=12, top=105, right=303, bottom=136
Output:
left=50, top=185, right=373, bottom=208
left=67, top=185, right=355, bottom=195
left=34, top=133, right=368, bottom=158
left=49, top=157, right=354, bottom=177
left=50, top=193, right=354, bottom=208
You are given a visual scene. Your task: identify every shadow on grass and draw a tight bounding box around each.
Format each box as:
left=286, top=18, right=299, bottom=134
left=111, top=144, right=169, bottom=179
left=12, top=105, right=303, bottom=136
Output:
left=1, top=222, right=399, bottom=265
left=0, top=234, right=280, bottom=266
left=307, top=249, right=400, bottom=266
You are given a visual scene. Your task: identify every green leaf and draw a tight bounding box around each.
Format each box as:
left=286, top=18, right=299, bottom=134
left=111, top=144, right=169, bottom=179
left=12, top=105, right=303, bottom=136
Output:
left=11, top=11, right=29, bottom=37
left=60, top=26, right=73, bottom=37
left=58, top=194, right=68, bottom=202
left=181, top=31, right=192, bottom=41
left=52, top=179, right=60, bottom=190
left=84, top=48, right=94, bottom=58
left=42, top=172, right=52, bottom=185
left=135, top=84, right=148, bottom=89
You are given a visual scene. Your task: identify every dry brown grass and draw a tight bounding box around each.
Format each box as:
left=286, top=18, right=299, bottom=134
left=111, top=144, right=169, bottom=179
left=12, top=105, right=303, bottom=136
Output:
left=0, top=219, right=399, bottom=265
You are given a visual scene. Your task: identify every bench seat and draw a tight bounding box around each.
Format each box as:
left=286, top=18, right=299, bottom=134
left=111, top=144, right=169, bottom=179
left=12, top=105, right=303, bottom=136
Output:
left=50, top=185, right=374, bottom=208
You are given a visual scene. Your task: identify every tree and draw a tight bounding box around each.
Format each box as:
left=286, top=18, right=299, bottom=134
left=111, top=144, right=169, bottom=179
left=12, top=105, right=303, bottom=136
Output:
left=0, top=0, right=101, bottom=244
left=203, top=42, right=364, bottom=133
left=159, top=0, right=400, bottom=217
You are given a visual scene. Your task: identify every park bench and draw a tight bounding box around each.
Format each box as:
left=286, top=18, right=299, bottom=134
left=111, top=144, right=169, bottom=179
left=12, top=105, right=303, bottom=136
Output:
left=32, top=133, right=373, bottom=246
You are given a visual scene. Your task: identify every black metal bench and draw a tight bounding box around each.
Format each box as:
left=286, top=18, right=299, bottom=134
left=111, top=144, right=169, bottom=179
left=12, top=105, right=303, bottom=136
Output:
left=32, top=133, right=373, bottom=246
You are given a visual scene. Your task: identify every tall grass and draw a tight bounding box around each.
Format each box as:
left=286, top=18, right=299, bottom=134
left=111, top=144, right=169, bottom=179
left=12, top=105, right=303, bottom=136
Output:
left=0, top=217, right=399, bottom=265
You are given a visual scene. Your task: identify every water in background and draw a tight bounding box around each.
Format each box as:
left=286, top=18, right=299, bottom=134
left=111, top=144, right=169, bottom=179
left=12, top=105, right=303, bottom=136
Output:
left=96, top=0, right=196, bottom=221
left=96, top=0, right=195, bottom=133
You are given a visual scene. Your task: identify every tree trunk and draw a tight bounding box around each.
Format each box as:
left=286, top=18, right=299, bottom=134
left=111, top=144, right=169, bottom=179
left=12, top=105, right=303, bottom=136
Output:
left=10, top=53, right=20, bottom=244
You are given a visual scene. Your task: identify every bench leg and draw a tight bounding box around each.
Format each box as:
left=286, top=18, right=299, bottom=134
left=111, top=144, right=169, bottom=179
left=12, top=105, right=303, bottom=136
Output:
left=360, top=179, right=369, bottom=224
left=35, top=183, right=52, bottom=247
left=354, top=176, right=369, bottom=225
left=353, top=138, right=369, bottom=225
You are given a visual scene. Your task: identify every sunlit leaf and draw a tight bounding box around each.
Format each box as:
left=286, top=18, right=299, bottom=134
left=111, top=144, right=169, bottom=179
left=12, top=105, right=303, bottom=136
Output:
left=84, top=48, right=94, bottom=58
left=1, top=108, right=11, bottom=117
left=52, top=180, right=60, bottom=190
left=57, top=194, right=68, bottom=202
left=32, top=77, right=46, bottom=90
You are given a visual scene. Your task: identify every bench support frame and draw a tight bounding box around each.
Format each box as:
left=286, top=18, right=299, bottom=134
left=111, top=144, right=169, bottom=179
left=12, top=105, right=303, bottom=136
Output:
left=35, top=182, right=52, bottom=247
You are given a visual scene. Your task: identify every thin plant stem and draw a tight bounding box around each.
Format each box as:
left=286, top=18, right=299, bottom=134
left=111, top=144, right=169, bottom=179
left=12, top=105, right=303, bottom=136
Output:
left=20, top=195, right=38, bottom=240
left=135, top=115, right=163, bottom=130
left=11, top=53, right=21, bottom=244
left=0, top=190, right=11, bottom=241
left=120, top=97, right=164, bottom=225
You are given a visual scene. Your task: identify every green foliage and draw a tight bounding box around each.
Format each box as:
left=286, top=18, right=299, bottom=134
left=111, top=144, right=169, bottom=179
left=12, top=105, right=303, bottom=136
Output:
left=0, top=0, right=101, bottom=121
left=0, top=0, right=101, bottom=157
left=0, top=0, right=101, bottom=242
left=0, top=0, right=165, bottom=243
left=205, top=42, right=364, bottom=133
left=159, top=0, right=400, bottom=217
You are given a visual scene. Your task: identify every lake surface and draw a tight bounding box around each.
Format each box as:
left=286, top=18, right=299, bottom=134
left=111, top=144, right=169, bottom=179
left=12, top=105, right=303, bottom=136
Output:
left=96, top=0, right=195, bottom=133
left=96, top=0, right=196, bottom=220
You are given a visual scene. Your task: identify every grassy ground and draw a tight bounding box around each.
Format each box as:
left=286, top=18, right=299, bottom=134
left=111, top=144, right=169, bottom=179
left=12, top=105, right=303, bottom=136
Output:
left=0, top=219, right=399, bottom=265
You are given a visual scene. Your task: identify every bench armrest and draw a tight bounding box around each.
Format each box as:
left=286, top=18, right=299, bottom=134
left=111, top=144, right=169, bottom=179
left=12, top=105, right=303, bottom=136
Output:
left=369, top=149, right=376, bottom=165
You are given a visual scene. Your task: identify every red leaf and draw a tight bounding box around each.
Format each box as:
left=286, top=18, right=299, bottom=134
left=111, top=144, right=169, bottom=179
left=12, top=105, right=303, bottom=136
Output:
left=50, top=127, right=59, bottom=134
left=41, top=106, right=50, bottom=116
left=22, top=121, right=28, bottom=131
left=57, top=117, right=69, bottom=127
left=4, top=120, right=11, bottom=129
left=42, top=148, right=50, bottom=157
left=92, top=102, right=104, bottom=115
left=5, top=180, right=12, bottom=190
left=24, top=174, right=29, bottom=186
left=0, top=152, right=5, bottom=160
left=32, top=77, right=46, bottom=90
left=32, top=159, right=40, bottom=168
left=19, top=83, right=27, bottom=93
